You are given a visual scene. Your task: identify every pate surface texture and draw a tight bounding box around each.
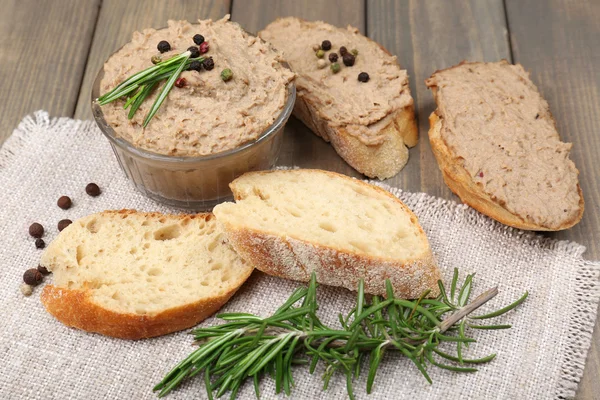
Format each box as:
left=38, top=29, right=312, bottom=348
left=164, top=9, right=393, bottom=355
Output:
left=259, top=18, right=413, bottom=146
left=100, top=16, right=294, bottom=156
left=426, top=60, right=581, bottom=229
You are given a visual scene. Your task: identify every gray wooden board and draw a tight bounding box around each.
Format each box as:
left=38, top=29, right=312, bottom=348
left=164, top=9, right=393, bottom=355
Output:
left=0, top=0, right=598, bottom=396
left=0, top=0, right=100, bottom=143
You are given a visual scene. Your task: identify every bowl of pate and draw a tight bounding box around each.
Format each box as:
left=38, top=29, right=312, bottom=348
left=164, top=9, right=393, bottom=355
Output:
left=92, top=16, right=295, bottom=210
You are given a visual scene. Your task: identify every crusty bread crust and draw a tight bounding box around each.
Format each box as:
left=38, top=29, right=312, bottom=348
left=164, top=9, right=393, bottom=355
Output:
left=41, top=284, right=240, bottom=340
left=428, top=112, right=584, bottom=231
left=40, top=211, right=253, bottom=340
left=260, top=18, right=418, bottom=180
left=293, top=98, right=417, bottom=180
left=221, top=169, right=441, bottom=298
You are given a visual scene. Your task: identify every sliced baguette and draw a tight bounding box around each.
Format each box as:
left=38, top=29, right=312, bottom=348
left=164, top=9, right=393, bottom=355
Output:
left=213, top=169, right=440, bottom=298
left=426, top=61, right=584, bottom=231
left=259, top=18, right=418, bottom=180
left=40, top=210, right=253, bottom=339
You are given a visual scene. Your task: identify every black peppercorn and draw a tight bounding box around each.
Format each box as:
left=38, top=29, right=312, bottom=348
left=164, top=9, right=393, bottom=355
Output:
left=85, top=183, right=101, bottom=197
left=342, top=53, right=355, bottom=67
left=328, top=53, right=338, bottom=63
left=157, top=40, right=171, bottom=53
left=35, top=238, right=45, bottom=249
left=339, top=46, right=348, bottom=56
left=23, top=268, right=43, bottom=286
left=29, top=223, right=44, bottom=238
left=57, top=195, right=72, bottom=210
left=202, top=57, right=215, bottom=71
left=358, top=72, right=370, bottom=82
left=187, top=46, right=200, bottom=58
left=38, top=265, right=50, bottom=275
left=188, top=60, right=202, bottom=71
left=193, top=34, right=205, bottom=45
left=58, top=219, right=72, bottom=232
left=321, top=40, right=332, bottom=51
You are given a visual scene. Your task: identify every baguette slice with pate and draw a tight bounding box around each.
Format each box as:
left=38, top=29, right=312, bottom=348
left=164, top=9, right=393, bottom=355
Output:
left=40, top=210, right=253, bottom=339
left=259, top=18, right=418, bottom=179
left=213, top=169, right=441, bottom=298
left=426, top=60, right=583, bottom=231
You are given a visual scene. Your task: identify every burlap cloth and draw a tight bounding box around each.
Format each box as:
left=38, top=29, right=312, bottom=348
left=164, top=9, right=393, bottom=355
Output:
left=0, top=111, right=599, bottom=399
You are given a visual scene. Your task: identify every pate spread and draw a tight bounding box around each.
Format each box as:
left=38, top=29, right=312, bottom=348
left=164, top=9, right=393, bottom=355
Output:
left=259, top=18, right=413, bottom=146
left=426, top=61, right=581, bottom=229
left=100, top=16, right=294, bottom=156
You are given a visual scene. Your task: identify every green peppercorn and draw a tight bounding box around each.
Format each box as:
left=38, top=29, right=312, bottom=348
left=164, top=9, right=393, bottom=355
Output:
left=220, top=68, right=233, bottom=82
left=330, top=62, right=341, bottom=74
left=316, top=49, right=325, bottom=59
left=151, top=55, right=162, bottom=64
left=351, top=49, right=359, bottom=56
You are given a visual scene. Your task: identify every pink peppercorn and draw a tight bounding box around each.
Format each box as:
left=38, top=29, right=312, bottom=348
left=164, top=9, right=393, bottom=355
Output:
left=479, top=172, right=484, bottom=178
left=175, top=78, right=186, bottom=88
left=199, top=41, right=209, bottom=54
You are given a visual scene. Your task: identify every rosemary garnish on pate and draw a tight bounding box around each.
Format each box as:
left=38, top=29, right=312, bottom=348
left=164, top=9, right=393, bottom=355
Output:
left=155, top=269, right=528, bottom=399
left=97, top=51, right=206, bottom=127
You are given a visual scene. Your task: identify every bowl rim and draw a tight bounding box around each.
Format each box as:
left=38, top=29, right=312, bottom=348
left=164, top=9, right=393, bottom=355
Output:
left=91, top=45, right=296, bottom=163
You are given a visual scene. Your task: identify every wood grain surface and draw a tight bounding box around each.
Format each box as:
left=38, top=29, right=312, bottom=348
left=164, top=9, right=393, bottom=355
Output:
left=73, top=0, right=231, bottom=120
left=0, top=0, right=598, bottom=397
left=506, top=1, right=600, bottom=397
left=0, top=0, right=100, bottom=143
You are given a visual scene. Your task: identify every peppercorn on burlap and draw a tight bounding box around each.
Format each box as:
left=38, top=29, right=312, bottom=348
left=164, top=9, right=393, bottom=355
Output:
left=0, top=111, right=599, bottom=399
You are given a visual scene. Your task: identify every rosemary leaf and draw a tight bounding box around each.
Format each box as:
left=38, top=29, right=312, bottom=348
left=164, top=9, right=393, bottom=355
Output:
left=143, top=52, right=190, bottom=127
left=471, top=291, right=529, bottom=320
left=156, top=271, right=528, bottom=399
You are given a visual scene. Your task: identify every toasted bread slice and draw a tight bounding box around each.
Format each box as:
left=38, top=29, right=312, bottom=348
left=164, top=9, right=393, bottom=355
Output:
left=213, top=169, right=441, bottom=298
left=259, top=18, right=417, bottom=180
left=40, top=210, right=253, bottom=339
left=426, top=61, right=583, bottom=231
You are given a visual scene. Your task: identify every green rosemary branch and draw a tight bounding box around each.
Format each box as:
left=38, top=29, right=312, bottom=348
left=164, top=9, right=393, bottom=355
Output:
left=154, top=270, right=528, bottom=399
left=96, top=51, right=205, bottom=127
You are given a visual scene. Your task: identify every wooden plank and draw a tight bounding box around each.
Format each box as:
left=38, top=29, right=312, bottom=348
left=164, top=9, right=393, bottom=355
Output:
left=367, top=0, right=510, bottom=196
left=0, top=0, right=100, bottom=145
left=73, top=0, right=231, bottom=120
left=506, top=2, right=600, bottom=397
left=230, top=0, right=365, bottom=177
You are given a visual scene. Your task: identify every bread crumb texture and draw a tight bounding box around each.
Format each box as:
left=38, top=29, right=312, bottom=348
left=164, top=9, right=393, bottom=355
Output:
left=40, top=210, right=252, bottom=316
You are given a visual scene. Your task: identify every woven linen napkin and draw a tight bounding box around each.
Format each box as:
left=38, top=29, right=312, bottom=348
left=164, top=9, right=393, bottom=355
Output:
left=1, top=111, right=599, bottom=400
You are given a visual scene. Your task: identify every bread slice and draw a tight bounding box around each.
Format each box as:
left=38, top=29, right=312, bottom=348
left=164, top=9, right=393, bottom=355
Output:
left=40, top=210, right=253, bottom=339
left=213, top=169, right=441, bottom=298
left=426, top=61, right=584, bottom=231
left=259, top=18, right=418, bottom=180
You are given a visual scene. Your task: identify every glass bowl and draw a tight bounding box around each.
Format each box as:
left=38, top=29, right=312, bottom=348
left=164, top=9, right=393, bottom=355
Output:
left=91, top=63, right=295, bottom=211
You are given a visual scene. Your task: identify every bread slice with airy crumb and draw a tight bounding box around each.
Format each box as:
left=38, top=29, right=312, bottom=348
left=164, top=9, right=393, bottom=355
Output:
left=213, top=169, right=441, bottom=298
left=259, top=18, right=418, bottom=179
left=40, top=210, right=253, bottom=339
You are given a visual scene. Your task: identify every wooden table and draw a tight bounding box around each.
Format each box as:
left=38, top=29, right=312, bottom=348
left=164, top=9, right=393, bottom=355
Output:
left=1, top=0, right=598, bottom=397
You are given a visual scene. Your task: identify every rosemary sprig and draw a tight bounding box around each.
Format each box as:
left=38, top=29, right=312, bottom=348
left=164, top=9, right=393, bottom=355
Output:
left=155, top=270, right=528, bottom=399
left=97, top=51, right=206, bottom=127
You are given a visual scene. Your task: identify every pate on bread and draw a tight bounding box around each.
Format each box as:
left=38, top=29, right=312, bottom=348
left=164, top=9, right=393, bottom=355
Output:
left=426, top=60, right=583, bottom=231
left=259, top=18, right=418, bottom=179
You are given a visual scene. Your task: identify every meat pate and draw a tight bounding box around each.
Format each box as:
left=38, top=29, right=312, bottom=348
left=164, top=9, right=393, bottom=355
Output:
left=426, top=60, right=581, bottom=229
left=259, top=18, right=413, bottom=146
left=100, top=16, right=294, bottom=156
